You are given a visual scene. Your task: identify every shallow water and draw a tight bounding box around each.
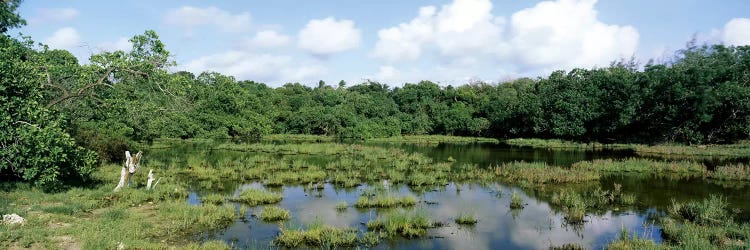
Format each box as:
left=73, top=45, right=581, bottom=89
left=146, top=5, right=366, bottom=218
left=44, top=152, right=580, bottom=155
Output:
left=147, top=141, right=750, bottom=249
left=190, top=182, right=661, bottom=249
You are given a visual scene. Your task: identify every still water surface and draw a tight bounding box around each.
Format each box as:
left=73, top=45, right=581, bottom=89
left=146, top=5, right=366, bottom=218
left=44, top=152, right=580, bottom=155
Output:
left=148, top=141, right=749, bottom=249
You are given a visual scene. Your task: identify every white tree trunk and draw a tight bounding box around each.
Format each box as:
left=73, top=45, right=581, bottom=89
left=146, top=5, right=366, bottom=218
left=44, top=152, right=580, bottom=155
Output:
left=114, top=151, right=142, bottom=192
left=146, top=169, right=155, bottom=190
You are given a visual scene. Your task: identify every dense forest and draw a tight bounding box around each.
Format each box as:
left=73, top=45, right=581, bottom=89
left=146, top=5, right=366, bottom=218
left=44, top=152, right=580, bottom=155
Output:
left=2, top=0, right=750, bottom=189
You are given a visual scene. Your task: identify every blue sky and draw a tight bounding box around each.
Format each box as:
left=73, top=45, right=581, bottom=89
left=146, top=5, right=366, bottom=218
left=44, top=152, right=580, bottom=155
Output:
left=13, top=0, right=750, bottom=87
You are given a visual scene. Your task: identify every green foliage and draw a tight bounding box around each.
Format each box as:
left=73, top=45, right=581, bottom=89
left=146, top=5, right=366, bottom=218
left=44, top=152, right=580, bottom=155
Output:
left=0, top=33, right=97, bottom=190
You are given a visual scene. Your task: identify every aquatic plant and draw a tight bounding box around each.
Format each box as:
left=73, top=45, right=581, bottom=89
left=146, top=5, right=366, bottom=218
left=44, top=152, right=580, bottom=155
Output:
left=455, top=212, right=478, bottom=225
left=354, top=194, right=417, bottom=208
left=335, top=201, right=348, bottom=211
left=367, top=209, right=433, bottom=238
left=510, top=191, right=524, bottom=209
left=229, top=188, right=283, bottom=206
left=606, top=226, right=662, bottom=250
left=274, top=224, right=358, bottom=248
left=493, top=161, right=600, bottom=184
left=200, top=193, right=225, bottom=205
left=258, top=206, right=290, bottom=222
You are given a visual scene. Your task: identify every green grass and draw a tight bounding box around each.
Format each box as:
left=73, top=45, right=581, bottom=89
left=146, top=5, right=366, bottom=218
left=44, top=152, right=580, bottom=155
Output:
left=510, top=191, right=525, bottom=209
left=709, top=163, right=750, bottom=181
left=572, top=158, right=705, bottom=174
left=661, top=196, right=749, bottom=249
left=367, top=209, right=434, bottom=238
left=0, top=164, right=236, bottom=249
left=505, top=138, right=630, bottom=150
left=229, top=188, right=283, bottom=206
left=455, top=212, right=478, bottom=225
left=258, top=206, right=290, bottom=222
left=335, top=201, right=348, bottom=211
left=493, top=161, right=601, bottom=185
left=200, top=193, right=225, bottom=205
left=274, top=223, right=358, bottom=248
left=606, top=227, right=663, bottom=250
left=368, top=135, right=499, bottom=145
left=354, top=194, right=417, bottom=208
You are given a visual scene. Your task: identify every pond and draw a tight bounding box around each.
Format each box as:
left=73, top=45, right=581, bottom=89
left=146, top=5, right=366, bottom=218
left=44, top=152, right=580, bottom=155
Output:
left=147, top=141, right=750, bottom=249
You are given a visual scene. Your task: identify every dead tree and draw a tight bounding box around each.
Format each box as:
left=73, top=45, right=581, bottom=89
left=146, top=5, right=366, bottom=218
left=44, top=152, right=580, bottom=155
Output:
left=114, top=151, right=142, bottom=191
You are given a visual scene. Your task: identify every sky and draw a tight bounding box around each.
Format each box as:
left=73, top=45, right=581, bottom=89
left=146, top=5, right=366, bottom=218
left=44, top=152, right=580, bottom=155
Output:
left=13, top=0, right=750, bottom=87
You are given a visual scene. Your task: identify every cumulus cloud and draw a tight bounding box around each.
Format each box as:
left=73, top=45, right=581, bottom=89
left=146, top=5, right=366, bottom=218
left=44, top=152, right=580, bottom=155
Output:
left=508, top=0, right=638, bottom=70
left=372, top=0, right=639, bottom=73
left=242, top=30, right=292, bottom=49
left=44, top=27, right=81, bottom=50
left=298, top=17, right=362, bottom=57
left=721, top=18, right=750, bottom=46
left=97, top=37, right=131, bottom=52
left=375, top=65, right=399, bottom=80
left=165, top=6, right=251, bottom=34
left=182, top=50, right=326, bottom=84
left=29, top=7, right=78, bottom=25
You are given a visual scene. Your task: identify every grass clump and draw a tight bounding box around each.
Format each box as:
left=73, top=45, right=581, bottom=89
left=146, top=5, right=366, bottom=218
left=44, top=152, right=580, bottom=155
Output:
left=606, top=226, right=662, bottom=250
left=572, top=158, right=705, bottom=175
left=493, top=161, right=600, bottom=184
left=274, top=223, right=358, bottom=248
left=335, top=201, right=348, bottom=211
left=658, top=196, right=749, bottom=249
left=367, top=210, right=433, bottom=238
left=200, top=193, right=225, bottom=205
left=709, top=163, right=750, bottom=181
left=549, top=243, right=586, bottom=250
left=258, top=206, right=290, bottom=222
left=455, top=212, right=478, bottom=225
left=368, top=135, right=499, bottom=145
left=354, top=194, right=417, bottom=208
left=229, top=188, right=282, bottom=206
left=510, top=191, right=524, bottom=209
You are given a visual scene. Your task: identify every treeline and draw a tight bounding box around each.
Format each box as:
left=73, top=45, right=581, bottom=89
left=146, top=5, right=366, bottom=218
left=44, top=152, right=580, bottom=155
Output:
left=2, top=0, right=750, bottom=188
left=63, top=43, right=749, bottom=146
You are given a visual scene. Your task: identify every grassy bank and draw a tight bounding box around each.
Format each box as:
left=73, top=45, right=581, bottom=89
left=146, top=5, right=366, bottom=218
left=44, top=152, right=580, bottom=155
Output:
left=0, top=165, right=236, bottom=249
left=505, top=138, right=750, bottom=158
left=367, top=135, right=499, bottom=145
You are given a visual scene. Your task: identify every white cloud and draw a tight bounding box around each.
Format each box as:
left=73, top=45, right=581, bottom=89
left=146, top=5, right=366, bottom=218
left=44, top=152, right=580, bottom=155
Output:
left=508, top=0, right=638, bottom=70
left=182, top=50, right=326, bottom=84
left=44, top=27, right=81, bottom=50
left=372, top=0, right=639, bottom=74
left=375, top=65, right=399, bottom=80
left=164, top=6, right=251, bottom=34
left=97, top=37, right=131, bottom=52
left=30, top=8, right=78, bottom=25
left=372, top=6, right=436, bottom=62
left=298, top=17, right=362, bottom=57
left=242, top=30, right=291, bottom=49
left=721, top=18, right=750, bottom=46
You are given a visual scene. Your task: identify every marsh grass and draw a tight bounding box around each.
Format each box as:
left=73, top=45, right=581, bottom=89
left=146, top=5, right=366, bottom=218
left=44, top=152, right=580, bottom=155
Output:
left=335, top=201, right=348, bottom=211
left=510, top=191, right=525, bottom=209
left=355, top=194, right=417, bottom=208
left=606, top=226, right=662, bottom=250
left=710, top=163, right=750, bottom=181
left=368, top=135, right=499, bottom=145
left=229, top=188, right=282, bottom=206
left=551, top=184, right=637, bottom=224
left=455, top=212, right=478, bottom=225
left=493, top=161, right=600, bottom=184
left=366, top=209, right=434, bottom=238
left=258, top=206, right=290, bottom=222
left=200, top=193, right=225, bottom=205
left=505, top=138, right=629, bottom=150
left=572, top=158, right=705, bottom=175
left=274, top=223, right=358, bottom=248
